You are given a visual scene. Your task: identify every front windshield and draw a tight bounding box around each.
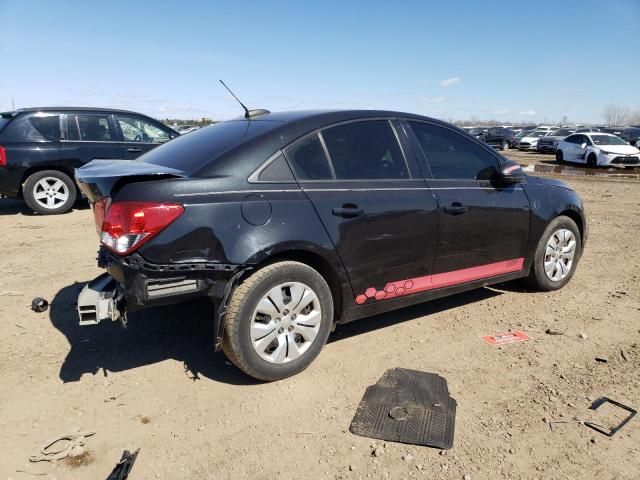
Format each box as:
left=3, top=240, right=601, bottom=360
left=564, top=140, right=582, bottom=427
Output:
left=590, top=135, right=627, bottom=146
left=529, top=131, right=547, bottom=138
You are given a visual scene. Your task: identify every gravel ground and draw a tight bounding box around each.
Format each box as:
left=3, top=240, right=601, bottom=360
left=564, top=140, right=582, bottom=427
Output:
left=0, top=174, right=639, bottom=480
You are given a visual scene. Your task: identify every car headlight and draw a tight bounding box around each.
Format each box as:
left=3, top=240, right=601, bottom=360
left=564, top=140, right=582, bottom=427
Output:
left=598, top=150, right=612, bottom=155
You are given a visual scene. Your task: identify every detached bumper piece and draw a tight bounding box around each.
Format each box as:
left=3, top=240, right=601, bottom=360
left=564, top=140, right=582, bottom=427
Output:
left=77, top=273, right=124, bottom=326
left=349, top=368, right=457, bottom=449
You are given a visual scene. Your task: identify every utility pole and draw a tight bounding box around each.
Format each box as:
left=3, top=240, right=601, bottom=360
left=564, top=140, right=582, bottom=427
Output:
left=12, top=98, right=15, bottom=110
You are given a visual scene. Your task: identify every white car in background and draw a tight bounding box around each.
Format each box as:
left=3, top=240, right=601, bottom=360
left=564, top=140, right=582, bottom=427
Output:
left=518, top=130, right=553, bottom=151
left=555, top=133, right=640, bottom=167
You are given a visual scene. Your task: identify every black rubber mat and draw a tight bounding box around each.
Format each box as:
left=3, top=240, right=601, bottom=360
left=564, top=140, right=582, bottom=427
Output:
left=349, top=368, right=456, bottom=449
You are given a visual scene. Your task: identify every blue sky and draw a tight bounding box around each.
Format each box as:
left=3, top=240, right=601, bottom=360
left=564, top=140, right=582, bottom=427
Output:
left=1, top=0, right=639, bottom=123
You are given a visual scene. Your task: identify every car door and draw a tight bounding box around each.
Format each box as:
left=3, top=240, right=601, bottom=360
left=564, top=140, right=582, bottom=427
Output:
left=60, top=112, right=123, bottom=167
left=406, top=120, right=530, bottom=279
left=115, top=114, right=175, bottom=159
left=485, top=128, right=501, bottom=146
left=571, top=134, right=589, bottom=163
left=562, top=135, right=580, bottom=162
left=284, top=119, right=439, bottom=303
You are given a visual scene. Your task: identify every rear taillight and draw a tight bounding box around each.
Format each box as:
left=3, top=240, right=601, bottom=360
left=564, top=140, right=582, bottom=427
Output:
left=93, top=197, right=111, bottom=235
left=0, top=146, right=6, bottom=167
left=98, top=201, right=184, bottom=255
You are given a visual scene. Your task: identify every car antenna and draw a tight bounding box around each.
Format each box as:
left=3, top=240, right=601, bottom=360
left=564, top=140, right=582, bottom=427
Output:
left=219, top=80, right=270, bottom=119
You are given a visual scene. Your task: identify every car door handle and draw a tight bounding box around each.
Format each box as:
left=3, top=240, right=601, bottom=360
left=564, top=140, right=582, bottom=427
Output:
left=443, top=203, right=468, bottom=215
left=127, top=147, right=142, bottom=153
left=332, top=204, right=363, bottom=218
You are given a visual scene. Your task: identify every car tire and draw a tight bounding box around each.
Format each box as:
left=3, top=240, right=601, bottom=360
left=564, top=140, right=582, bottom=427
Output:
left=501, top=140, right=509, bottom=151
left=222, top=261, right=334, bottom=381
left=526, top=216, right=581, bottom=292
left=587, top=153, right=598, bottom=167
left=23, top=170, right=77, bottom=215
left=556, top=150, right=564, bottom=163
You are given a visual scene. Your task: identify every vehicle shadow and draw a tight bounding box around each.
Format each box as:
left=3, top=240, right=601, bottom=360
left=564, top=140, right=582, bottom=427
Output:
left=0, top=198, right=33, bottom=215
left=329, top=287, right=502, bottom=343
left=50, top=281, right=508, bottom=385
left=50, top=282, right=259, bottom=385
left=0, top=198, right=90, bottom=216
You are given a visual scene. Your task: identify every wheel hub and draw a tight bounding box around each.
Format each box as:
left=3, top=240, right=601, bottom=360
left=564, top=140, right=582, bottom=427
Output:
left=249, top=281, right=322, bottom=364
left=544, top=228, right=576, bottom=282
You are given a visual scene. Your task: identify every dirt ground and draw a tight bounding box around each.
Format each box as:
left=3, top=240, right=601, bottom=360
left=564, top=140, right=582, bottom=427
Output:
left=1, top=172, right=639, bottom=480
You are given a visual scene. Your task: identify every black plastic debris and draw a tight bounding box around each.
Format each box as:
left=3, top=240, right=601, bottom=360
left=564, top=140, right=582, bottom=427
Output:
left=585, top=397, right=636, bottom=437
left=350, top=368, right=456, bottom=449
left=31, top=297, right=49, bottom=313
left=106, top=449, right=140, bottom=480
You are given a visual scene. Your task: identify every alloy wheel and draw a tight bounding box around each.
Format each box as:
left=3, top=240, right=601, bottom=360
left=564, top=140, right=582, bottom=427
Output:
left=544, top=228, right=576, bottom=282
left=250, top=282, right=322, bottom=364
left=33, top=177, right=70, bottom=210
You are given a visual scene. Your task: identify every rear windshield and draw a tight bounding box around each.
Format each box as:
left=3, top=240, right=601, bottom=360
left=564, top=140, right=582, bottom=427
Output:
left=552, top=129, right=573, bottom=136
left=139, top=120, right=281, bottom=173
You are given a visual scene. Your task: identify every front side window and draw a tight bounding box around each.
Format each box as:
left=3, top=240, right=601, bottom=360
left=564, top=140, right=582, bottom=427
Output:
left=321, top=120, right=408, bottom=180
left=67, top=114, right=113, bottom=141
left=409, top=121, right=499, bottom=180
left=118, top=116, right=171, bottom=144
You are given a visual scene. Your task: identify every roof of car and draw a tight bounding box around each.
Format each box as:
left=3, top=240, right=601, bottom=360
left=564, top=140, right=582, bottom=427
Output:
left=231, top=109, right=437, bottom=124
left=1, top=106, right=152, bottom=116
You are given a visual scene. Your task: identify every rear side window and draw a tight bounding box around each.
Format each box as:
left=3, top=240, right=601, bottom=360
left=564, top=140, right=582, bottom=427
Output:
left=0, top=113, right=61, bottom=142
left=322, top=120, right=409, bottom=180
left=286, top=134, right=333, bottom=180
left=256, top=153, right=295, bottom=182
left=0, top=117, right=13, bottom=134
left=29, top=115, right=60, bottom=141
left=409, top=121, right=499, bottom=180
left=67, top=114, right=113, bottom=141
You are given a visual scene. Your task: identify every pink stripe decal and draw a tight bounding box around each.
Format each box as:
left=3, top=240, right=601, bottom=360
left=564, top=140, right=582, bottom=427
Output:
left=355, top=258, right=524, bottom=304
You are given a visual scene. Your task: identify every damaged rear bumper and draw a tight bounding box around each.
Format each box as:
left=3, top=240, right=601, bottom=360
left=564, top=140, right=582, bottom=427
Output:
left=77, top=273, right=125, bottom=325
left=77, top=248, right=248, bottom=350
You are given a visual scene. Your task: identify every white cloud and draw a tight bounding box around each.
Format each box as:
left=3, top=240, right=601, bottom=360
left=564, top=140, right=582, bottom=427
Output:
left=519, top=110, right=537, bottom=116
left=420, top=96, right=446, bottom=103
left=492, top=109, right=510, bottom=115
left=439, top=77, right=461, bottom=87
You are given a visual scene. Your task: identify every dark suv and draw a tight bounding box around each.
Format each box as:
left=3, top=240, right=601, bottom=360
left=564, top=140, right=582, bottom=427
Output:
left=479, top=127, right=516, bottom=150
left=75, top=110, right=586, bottom=381
left=0, top=107, right=178, bottom=214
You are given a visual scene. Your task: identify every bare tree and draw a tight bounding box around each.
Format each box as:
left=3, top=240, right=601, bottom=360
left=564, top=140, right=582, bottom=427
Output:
left=603, top=104, right=630, bottom=126
left=629, top=109, right=640, bottom=126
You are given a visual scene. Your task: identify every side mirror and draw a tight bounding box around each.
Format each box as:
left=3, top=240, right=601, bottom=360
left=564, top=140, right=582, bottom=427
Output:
left=581, top=143, right=587, bottom=149
left=498, top=160, right=524, bottom=184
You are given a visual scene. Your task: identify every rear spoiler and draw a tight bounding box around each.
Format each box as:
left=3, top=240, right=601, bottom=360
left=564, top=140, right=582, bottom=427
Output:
left=75, top=159, right=185, bottom=203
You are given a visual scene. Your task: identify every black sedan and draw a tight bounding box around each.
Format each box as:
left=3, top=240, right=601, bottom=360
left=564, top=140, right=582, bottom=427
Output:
left=75, top=110, right=587, bottom=381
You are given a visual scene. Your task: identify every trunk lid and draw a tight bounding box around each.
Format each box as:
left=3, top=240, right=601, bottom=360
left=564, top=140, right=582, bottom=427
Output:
left=75, top=159, right=185, bottom=202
